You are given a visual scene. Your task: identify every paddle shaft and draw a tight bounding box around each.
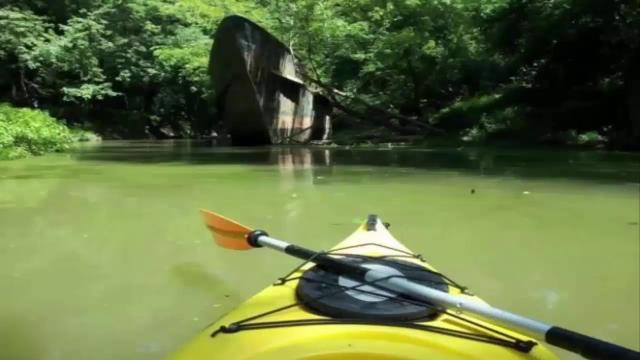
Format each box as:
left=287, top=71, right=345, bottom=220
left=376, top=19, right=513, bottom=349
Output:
left=252, top=233, right=639, bottom=360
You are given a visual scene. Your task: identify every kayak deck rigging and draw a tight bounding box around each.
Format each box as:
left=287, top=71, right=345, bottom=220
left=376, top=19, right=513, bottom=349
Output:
left=172, top=213, right=564, bottom=360
left=209, top=239, right=538, bottom=353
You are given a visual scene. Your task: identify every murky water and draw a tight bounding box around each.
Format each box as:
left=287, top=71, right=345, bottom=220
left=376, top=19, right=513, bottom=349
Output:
left=0, top=141, right=638, bottom=359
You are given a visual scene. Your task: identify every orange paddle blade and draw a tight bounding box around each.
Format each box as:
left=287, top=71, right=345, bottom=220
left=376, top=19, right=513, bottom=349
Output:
left=200, top=209, right=253, bottom=250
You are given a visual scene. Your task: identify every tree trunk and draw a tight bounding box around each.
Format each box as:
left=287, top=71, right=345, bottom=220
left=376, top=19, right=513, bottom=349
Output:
left=304, top=74, right=443, bottom=134
left=404, top=51, right=423, bottom=118
left=629, top=50, right=640, bottom=138
left=302, top=41, right=442, bottom=135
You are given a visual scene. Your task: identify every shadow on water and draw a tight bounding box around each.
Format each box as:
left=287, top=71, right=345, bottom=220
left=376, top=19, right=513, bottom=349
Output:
left=73, top=140, right=640, bottom=184
left=0, top=316, right=44, bottom=360
left=170, top=262, right=231, bottom=298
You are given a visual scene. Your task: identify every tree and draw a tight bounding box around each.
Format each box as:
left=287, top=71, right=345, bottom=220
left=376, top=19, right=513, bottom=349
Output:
left=0, top=7, right=53, bottom=103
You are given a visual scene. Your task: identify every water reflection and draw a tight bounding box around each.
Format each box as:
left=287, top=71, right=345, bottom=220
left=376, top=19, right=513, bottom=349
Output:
left=271, top=147, right=333, bottom=186
left=73, top=141, right=640, bottom=184
left=272, top=147, right=314, bottom=171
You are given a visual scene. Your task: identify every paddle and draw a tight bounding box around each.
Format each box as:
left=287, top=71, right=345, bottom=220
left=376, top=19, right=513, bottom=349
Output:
left=200, top=209, right=639, bottom=360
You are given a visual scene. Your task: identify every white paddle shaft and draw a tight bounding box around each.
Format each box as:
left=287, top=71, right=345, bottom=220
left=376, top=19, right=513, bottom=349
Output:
left=257, top=235, right=550, bottom=338
left=366, top=269, right=552, bottom=338
left=224, top=218, right=639, bottom=359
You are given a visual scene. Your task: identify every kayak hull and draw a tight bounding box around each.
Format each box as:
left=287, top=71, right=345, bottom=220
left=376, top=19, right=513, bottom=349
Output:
left=171, top=218, right=558, bottom=360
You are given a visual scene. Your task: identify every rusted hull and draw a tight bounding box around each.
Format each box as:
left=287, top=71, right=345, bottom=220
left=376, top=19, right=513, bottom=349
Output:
left=210, top=16, right=332, bottom=145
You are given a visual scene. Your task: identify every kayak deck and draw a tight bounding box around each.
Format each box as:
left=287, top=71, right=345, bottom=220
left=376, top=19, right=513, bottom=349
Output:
left=171, top=216, right=558, bottom=360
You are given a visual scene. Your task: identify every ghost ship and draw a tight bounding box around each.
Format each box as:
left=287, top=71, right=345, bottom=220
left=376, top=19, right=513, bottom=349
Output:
left=209, top=15, right=332, bottom=145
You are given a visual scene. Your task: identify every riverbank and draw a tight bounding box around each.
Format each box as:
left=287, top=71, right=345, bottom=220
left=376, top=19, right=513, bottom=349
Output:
left=330, top=125, right=639, bottom=151
left=0, top=104, right=100, bottom=160
left=1, top=100, right=633, bottom=162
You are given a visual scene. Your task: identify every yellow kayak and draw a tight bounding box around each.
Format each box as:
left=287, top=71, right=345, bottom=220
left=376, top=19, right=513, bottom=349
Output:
left=171, top=215, right=558, bottom=360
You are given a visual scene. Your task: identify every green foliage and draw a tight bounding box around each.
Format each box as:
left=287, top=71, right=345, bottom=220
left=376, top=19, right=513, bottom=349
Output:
left=577, top=132, right=607, bottom=146
left=0, top=103, right=73, bottom=159
left=0, top=7, right=52, bottom=64
left=263, top=0, right=638, bottom=147
left=0, top=0, right=231, bottom=136
left=0, top=0, right=637, bottom=147
left=433, top=94, right=505, bottom=131
left=69, top=127, right=102, bottom=142
left=266, top=0, right=497, bottom=116
left=460, top=106, right=524, bottom=143
left=153, top=27, right=211, bottom=92
left=566, top=130, right=608, bottom=147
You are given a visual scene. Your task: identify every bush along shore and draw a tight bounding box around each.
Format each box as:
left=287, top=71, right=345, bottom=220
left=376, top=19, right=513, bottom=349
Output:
left=0, top=103, right=99, bottom=160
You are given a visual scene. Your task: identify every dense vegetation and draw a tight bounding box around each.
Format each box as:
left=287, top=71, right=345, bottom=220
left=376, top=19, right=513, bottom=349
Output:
left=0, top=103, right=75, bottom=159
left=0, top=0, right=638, bottom=149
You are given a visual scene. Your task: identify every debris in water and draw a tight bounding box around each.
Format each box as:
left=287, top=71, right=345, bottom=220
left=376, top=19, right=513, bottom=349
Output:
left=523, top=191, right=530, bottom=195
left=540, top=289, right=560, bottom=309
left=137, top=342, right=161, bottom=353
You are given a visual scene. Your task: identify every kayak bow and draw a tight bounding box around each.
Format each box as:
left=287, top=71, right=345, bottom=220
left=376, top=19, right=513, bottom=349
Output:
left=169, top=212, right=639, bottom=360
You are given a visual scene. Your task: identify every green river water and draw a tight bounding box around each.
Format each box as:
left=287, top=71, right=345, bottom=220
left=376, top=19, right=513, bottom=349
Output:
left=0, top=141, right=638, bottom=360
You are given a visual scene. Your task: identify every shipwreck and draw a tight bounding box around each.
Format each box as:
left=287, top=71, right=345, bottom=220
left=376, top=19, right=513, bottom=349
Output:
left=209, top=16, right=332, bottom=145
